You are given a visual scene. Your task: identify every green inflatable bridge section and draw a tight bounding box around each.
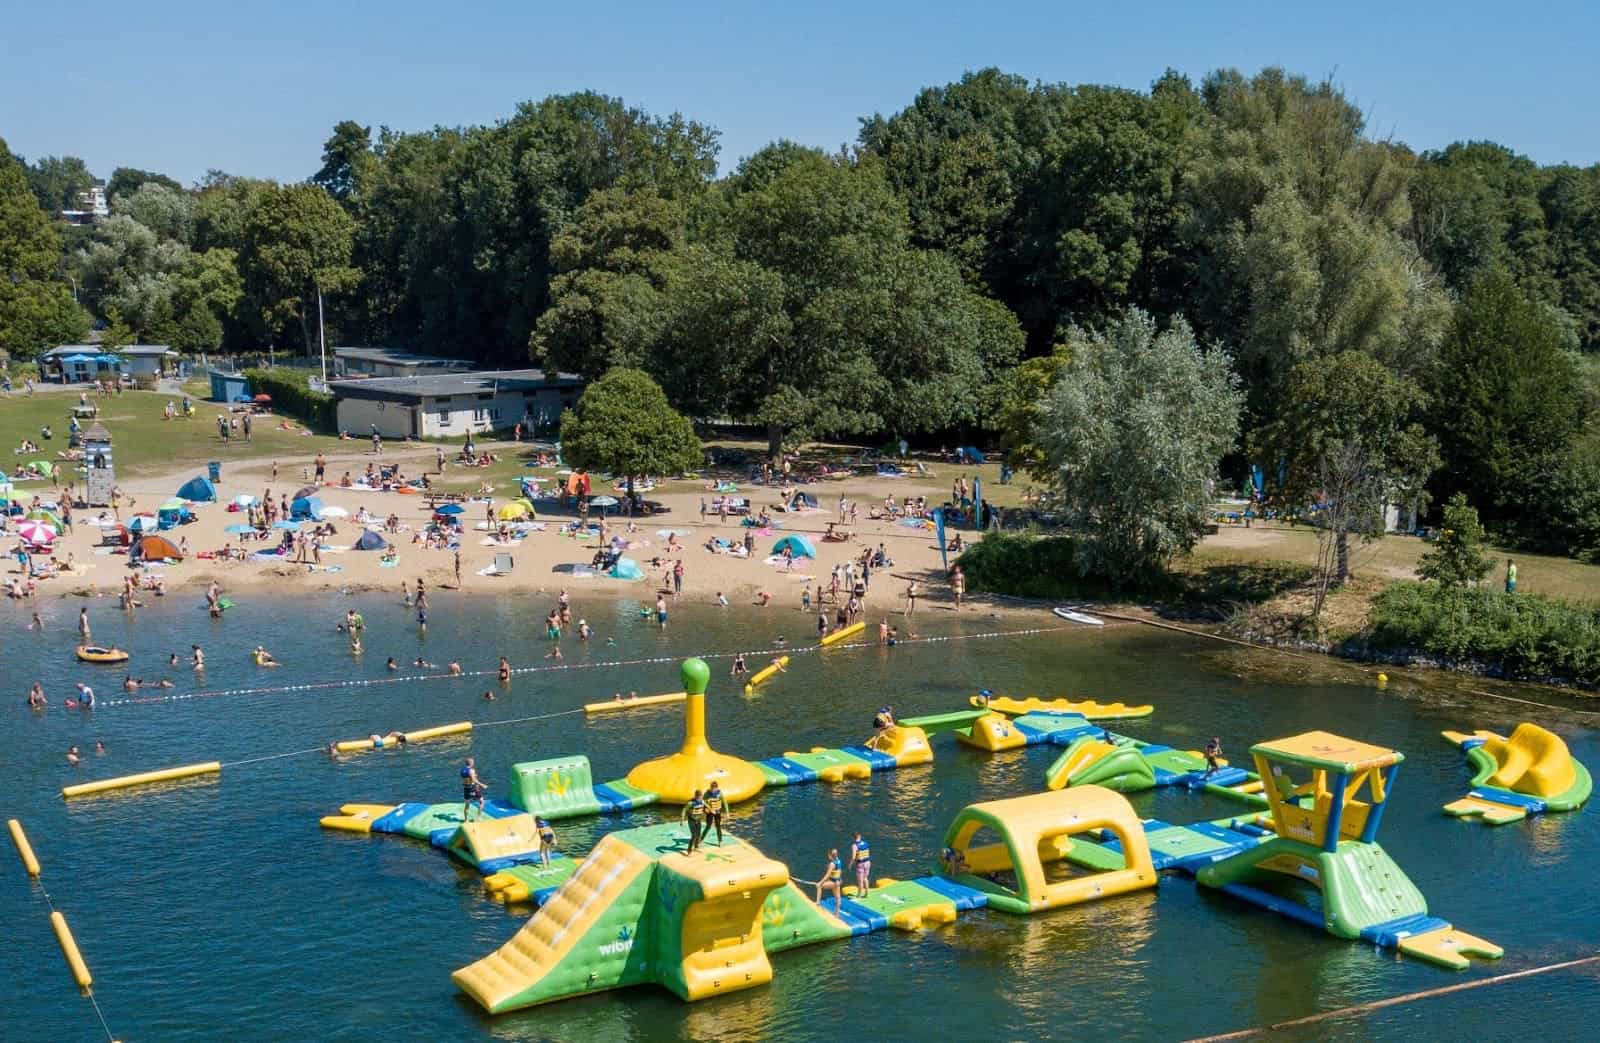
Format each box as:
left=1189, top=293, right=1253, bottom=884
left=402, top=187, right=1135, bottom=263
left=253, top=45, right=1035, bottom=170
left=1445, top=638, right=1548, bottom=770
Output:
left=451, top=823, right=852, bottom=1013
left=1046, top=736, right=1156, bottom=793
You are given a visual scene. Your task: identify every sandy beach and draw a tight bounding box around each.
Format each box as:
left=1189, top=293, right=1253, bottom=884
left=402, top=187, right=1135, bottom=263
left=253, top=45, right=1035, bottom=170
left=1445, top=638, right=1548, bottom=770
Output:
left=10, top=439, right=979, bottom=613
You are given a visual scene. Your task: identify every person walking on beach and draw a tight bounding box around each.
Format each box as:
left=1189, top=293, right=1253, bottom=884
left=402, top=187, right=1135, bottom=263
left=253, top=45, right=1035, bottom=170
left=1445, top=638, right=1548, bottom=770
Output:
left=950, top=565, right=965, bottom=612
left=816, top=849, right=844, bottom=913
left=703, top=781, right=725, bottom=845
left=904, top=580, right=919, bottom=616
left=849, top=832, right=872, bottom=897
left=1505, top=558, right=1517, bottom=594
left=454, top=549, right=462, bottom=588
left=672, top=559, right=684, bottom=598
left=314, top=453, right=326, bottom=483
left=461, top=757, right=488, bottom=820
left=1203, top=737, right=1223, bottom=779
left=682, top=789, right=707, bottom=852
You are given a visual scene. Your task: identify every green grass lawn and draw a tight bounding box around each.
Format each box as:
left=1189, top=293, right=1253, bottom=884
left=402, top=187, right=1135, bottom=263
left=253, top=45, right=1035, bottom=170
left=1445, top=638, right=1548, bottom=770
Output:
left=0, top=385, right=347, bottom=482
left=1190, top=521, right=1600, bottom=603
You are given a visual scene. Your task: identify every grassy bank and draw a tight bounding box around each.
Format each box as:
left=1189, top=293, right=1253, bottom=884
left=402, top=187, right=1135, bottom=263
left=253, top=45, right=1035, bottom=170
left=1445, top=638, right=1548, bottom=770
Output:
left=1357, top=581, right=1600, bottom=686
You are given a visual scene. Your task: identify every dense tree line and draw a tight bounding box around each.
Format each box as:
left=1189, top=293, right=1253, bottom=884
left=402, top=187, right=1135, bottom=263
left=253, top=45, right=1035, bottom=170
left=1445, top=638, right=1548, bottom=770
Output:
left=2, top=66, right=1598, bottom=559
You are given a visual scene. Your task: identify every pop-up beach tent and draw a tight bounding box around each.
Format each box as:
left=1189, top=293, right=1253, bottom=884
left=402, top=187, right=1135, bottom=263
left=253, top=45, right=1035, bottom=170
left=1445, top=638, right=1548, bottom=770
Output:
left=290, top=497, right=324, bottom=521
left=353, top=530, right=389, bottom=551
left=787, top=491, right=819, bottom=510
left=131, top=534, right=183, bottom=562
left=607, top=557, right=644, bottom=580
left=772, top=534, right=817, bottom=558
left=176, top=476, right=217, bottom=502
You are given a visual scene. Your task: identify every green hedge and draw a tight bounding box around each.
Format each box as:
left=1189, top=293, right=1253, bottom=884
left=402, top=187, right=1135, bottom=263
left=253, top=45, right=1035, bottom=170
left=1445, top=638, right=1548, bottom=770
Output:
left=958, top=533, right=1105, bottom=600
left=243, top=368, right=335, bottom=432
left=1364, top=581, right=1600, bottom=685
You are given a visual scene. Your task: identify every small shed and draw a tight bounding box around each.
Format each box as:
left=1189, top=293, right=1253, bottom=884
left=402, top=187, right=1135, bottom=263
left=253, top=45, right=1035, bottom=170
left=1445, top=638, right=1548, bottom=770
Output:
left=82, top=422, right=114, bottom=507
left=209, top=370, right=250, bottom=403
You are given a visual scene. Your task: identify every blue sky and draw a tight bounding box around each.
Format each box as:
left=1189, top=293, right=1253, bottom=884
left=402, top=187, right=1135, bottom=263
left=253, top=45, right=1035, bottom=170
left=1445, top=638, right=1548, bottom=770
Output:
left=3, top=0, right=1596, bottom=185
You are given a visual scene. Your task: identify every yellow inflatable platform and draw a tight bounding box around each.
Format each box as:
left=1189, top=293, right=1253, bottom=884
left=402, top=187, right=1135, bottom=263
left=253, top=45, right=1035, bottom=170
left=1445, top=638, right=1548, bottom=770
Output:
left=865, top=725, right=933, bottom=766
left=585, top=691, right=685, bottom=714
left=626, top=658, right=765, bottom=804
left=970, top=694, right=1153, bottom=720
left=743, top=655, right=789, bottom=695
left=954, top=712, right=1028, bottom=751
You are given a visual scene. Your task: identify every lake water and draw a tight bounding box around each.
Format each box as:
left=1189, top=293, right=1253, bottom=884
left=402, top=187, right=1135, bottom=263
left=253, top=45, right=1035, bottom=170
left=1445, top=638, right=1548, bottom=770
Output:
left=3, top=590, right=1596, bottom=1041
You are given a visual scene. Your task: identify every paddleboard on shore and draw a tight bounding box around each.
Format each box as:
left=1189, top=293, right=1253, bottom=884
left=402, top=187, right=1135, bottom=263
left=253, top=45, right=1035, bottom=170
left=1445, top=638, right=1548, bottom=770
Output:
left=1053, top=606, right=1104, bottom=626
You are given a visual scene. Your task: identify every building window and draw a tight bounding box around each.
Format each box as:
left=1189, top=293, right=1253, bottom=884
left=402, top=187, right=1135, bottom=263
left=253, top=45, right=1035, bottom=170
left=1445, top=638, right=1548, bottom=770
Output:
left=437, top=409, right=452, bottom=428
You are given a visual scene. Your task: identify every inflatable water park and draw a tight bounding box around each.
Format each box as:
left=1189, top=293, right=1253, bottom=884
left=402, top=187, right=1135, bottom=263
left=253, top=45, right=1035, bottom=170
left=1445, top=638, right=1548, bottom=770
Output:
left=293, top=657, right=1591, bottom=1014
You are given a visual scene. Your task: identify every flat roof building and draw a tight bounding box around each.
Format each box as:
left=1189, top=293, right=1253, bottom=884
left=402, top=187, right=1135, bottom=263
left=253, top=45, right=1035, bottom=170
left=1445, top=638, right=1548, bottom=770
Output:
left=333, top=346, right=476, bottom=378
left=329, top=369, right=583, bottom=440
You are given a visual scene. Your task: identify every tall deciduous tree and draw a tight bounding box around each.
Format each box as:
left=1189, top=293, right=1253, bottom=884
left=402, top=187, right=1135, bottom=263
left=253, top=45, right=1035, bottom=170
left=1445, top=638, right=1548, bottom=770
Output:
left=1428, top=268, right=1583, bottom=532
left=23, top=154, right=96, bottom=213
left=106, top=167, right=182, bottom=202
left=238, top=183, right=359, bottom=353
left=1040, top=308, right=1242, bottom=585
left=1256, top=351, right=1440, bottom=598
left=1, top=139, right=89, bottom=356
left=558, top=367, right=702, bottom=504
left=311, top=120, right=374, bottom=203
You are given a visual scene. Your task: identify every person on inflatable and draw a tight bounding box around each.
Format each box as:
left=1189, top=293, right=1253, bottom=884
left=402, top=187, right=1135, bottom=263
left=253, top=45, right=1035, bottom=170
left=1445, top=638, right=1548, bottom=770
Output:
left=536, top=816, right=557, bottom=867
left=460, top=757, right=488, bottom=820
left=682, top=790, right=707, bottom=853
left=849, top=833, right=872, bottom=897
left=703, top=781, right=726, bottom=845
left=815, top=849, right=844, bottom=913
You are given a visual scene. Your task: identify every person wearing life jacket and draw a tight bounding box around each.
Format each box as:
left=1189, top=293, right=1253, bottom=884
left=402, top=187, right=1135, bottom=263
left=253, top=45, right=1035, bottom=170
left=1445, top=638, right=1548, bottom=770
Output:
left=703, top=782, right=726, bottom=845
left=460, top=757, right=488, bottom=820
left=536, top=816, right=557, bottom=867
left=849, top=833, right=872, bottom=897
left=816, top=848, right=844, bottom=913
left=682, top=790, right=707, bottom=853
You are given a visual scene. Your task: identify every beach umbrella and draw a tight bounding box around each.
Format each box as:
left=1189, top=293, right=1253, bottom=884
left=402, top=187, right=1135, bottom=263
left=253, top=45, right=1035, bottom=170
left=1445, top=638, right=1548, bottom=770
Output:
left=496, top=500, right=532, bottom=521
left=589, top=495, right=619, bottom=507
left=25, top=508, right=63, bottom=529
left=127, top=514, right=159, bottom=532
left=225, top=524, right=256, bottom=535
left=435, top=503, right=465, bottom=516
left=16, top=520, right=56, bottom=544
left=293, top=485, right=319, bottom=501
left=27, top=461, right=54, bottom=477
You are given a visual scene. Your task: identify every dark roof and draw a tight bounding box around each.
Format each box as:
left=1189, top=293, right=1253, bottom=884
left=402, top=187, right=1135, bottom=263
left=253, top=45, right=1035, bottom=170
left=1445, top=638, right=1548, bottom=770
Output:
left=334, top=346, right=474, bottom=370
left=120, top=345, right=177, bottom=357
left=329, top=369, right=584, bottom=403
left=41, top=344, right=172, bottom=358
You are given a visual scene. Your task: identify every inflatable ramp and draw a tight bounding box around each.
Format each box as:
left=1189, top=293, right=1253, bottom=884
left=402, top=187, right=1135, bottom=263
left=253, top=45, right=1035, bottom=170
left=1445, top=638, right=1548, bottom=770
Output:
left=1441, top=724, right=1590, bottom=824
left=454, top=824, right=828, bottom=1013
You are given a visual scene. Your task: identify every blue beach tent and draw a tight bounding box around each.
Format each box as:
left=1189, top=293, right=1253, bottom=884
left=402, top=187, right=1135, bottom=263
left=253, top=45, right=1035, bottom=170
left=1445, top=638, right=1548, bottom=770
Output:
left=290, top=496, right=324, bottom=521
left=607, top=557, right=644, bottom=580
left=772, top=534, right=817, bottom=558
left=353, top=530, right=389, bottom=551
left=176, top=476, right=217, bottom=502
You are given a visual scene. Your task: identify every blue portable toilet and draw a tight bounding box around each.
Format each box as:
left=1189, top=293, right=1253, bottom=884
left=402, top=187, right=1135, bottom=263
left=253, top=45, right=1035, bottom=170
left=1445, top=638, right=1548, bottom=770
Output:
left=209, top=370, right=249, bottom=403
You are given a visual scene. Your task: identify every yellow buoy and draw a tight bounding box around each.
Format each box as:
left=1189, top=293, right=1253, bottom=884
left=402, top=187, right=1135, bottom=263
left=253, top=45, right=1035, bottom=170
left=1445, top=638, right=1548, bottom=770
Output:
left=50, top=911, right=93, bottom=992
left=1377, top=673, right=1389, bottom=687
left=61, top=761, right=221, bottom=799
left=8, top=818, right=41, bottom=877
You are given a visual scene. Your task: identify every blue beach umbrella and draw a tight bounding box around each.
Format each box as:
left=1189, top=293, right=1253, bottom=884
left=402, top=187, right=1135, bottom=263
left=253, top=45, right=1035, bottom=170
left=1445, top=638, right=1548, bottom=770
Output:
left=435, top=503, right=465, bottom=516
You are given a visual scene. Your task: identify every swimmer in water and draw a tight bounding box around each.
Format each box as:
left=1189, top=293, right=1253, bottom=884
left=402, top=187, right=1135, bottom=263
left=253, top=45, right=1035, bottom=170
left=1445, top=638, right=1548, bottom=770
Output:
left=386, top=657, right=398, bottom=671
left=730, top=653, right=747, bottom=677
left=448, top=661, right=462, bottom=676
left=253, top=645, right=279, bottom=667
left=498, top=657, right=511, bottom=684
left=482, top=690, right=495, bottom=701
left=413, top=657, right=434, bottom=668
left=67, top=745, right=81, bottom=767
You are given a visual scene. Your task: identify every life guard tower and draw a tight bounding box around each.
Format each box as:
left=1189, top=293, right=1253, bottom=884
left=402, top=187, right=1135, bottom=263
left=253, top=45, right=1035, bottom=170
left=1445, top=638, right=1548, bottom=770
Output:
left=81, top=422, right=114, bottom=507
left=1198, top=731, right=1501, bottom=968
